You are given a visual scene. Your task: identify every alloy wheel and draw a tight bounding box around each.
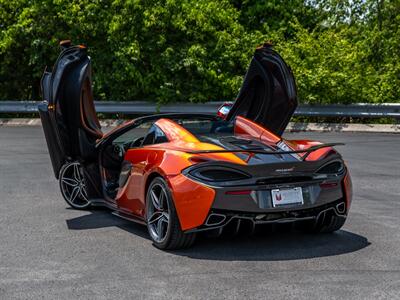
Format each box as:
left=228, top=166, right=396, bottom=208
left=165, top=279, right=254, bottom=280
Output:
left=59, top=162, right=90, bottom=209
left=147, top=183, right=170, bottom=243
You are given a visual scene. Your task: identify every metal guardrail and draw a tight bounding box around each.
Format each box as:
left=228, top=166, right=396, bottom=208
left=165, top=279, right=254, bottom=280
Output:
left=0, top=101, right=400, bottom=119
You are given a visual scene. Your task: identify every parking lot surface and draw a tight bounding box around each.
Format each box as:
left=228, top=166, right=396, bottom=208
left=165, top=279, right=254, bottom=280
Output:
left=0, top=126, right=399, bottom=299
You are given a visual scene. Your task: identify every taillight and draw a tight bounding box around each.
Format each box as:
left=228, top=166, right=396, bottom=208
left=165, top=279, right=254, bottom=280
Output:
left=189, top=168, right=250, bottom=182
left=316, top=161, right=344, bottom=175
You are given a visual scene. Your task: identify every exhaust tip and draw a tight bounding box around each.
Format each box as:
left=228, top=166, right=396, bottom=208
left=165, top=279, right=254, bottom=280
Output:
left=336, top=202, right=346, bottom=214
left=205, top=213, right=226, bottom=226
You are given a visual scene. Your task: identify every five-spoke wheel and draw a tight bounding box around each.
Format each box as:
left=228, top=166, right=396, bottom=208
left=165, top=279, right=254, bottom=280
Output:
left=146, top=177, right=196, bottom=249
left=59, top=162, right=91, bottom=209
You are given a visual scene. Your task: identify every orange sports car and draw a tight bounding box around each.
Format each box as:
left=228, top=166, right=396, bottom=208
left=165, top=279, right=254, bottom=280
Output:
left=39, top=42, right=352, bottom=249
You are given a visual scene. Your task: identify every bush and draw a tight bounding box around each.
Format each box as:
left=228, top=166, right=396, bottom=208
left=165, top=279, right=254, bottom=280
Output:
left=273, top=20, right=400, bottom=104
left=0, top=0, right=399, bottom=104
left=0, top=0, right=262, bottom=102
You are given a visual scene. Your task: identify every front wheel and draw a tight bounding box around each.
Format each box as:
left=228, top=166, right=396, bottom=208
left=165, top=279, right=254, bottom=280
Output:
left=146, top=177, right=196, bottom=250
left=59, top=162, right=91, bottom=210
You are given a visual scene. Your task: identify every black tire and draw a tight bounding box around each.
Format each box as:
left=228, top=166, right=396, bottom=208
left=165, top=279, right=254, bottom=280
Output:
left=317, top=214, right=346, bottom=233
left=298, top=214, right=346, bottom=233
left=146, top=177, right=196, bottom=250
left=59, top=162, right=91, bottom=210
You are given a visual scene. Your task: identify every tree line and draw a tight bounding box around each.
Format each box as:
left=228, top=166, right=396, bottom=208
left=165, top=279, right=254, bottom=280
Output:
left=1, top=0, right=399, bottom=104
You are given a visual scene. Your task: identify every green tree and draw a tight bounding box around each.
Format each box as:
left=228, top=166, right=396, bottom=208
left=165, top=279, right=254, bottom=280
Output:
left=103, top=0, right=263, bottom=102
left=0, top=0, right=262, bottom=102
left=0, top=0, right=399, bottom=104
left=230, top=0, right=321, bottom=33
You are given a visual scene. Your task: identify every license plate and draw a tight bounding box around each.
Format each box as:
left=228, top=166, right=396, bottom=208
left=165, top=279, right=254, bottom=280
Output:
left=271, top=187, right=303, bottom=207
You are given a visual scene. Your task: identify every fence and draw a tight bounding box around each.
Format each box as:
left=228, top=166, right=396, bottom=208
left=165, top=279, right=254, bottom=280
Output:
left=0, top=101, right=399, bottom=120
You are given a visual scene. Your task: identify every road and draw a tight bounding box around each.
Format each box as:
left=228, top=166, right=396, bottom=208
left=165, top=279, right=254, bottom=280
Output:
left=0, top=126, right=399, bottom=299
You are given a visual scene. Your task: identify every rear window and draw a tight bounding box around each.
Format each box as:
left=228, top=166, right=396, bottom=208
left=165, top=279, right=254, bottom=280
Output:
left=175, top=119, right=233, bottom=137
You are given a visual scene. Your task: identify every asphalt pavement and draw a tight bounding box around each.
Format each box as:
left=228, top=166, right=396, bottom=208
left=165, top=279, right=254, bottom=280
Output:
left=0, top=126, right=399, bottom=299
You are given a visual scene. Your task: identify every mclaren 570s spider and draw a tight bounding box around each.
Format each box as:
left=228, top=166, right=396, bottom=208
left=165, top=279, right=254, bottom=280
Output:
left=38, top=41, right=352, bottom=249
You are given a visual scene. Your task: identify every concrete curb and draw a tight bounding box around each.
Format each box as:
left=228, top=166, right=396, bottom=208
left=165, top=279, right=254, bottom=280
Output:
left=0, top=118, right=399, bottom=133
left=0, top=119, right=43, bottom=126
left=286, top=122, right=400, bottom=133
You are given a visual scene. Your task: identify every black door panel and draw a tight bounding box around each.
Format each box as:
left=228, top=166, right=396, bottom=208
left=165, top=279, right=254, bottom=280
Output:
left=227, top=43, right=298, bottom=136
left=38, top=101, right=65, bottom=178
left=38, top=43, right=103, bottom=178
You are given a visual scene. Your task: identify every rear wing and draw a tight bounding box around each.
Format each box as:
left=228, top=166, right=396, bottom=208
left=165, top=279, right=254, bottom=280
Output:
left=185, top=143, right=344, bottom=161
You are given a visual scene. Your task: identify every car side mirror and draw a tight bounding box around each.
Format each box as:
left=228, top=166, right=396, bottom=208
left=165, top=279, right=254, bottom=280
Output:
left=216, top=102, right=233, bottom=119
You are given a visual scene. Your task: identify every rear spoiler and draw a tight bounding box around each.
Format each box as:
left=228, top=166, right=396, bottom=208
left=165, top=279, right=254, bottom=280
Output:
left=185, top=143, right=344, bottom=161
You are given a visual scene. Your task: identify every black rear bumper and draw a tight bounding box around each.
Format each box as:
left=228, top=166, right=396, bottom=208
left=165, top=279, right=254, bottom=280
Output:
left=186, top=198, right=346, bottom=233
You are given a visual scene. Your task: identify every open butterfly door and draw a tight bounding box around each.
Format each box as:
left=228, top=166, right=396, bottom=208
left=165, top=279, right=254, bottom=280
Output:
left=226, top=43, right=298, bottom=136
left=38, top=41, right=103, bottom=178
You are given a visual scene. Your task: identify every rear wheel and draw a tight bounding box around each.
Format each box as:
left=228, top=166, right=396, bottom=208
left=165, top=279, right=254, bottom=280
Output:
left=146, top=177, right=196, bottom=250
left=59, top=162, right=91, bottom=209
left=298, top=214, right=346, bottom=233
left=317, top=214, right=346, bottom=233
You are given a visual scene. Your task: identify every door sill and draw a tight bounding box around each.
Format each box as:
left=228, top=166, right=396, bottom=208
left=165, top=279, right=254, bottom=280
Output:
left=89, top=198, right=118, bottom=210
left=112, top=211, right=146, bottom=225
